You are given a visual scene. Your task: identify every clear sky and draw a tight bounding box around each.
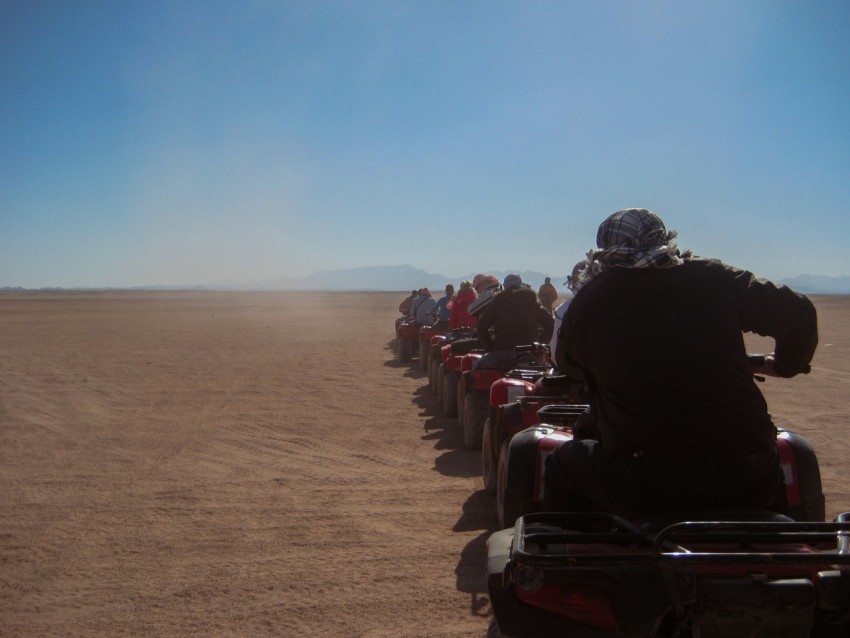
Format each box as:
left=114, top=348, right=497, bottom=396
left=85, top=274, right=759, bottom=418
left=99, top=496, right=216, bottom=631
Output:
left=2, top=0, right=849, bottom=288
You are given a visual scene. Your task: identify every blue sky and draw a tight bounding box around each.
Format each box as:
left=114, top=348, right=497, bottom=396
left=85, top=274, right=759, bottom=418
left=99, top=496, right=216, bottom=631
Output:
left=2, top=0, right=849, bottom=288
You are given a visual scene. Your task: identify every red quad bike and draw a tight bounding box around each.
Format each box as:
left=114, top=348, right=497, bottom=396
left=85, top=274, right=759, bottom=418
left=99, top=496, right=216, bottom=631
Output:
left=461, top=343, right=552, bottom=452
left=485, top=361, right=850, bottom=638
left=456, top=350, right=481, bottom=431
left=482, top=374, right=583, bottom=495
left=494, top=402, right=592, bottom=529
left=430, top=327, right=478, bottom=396
left=435, top=331, right=481, bottom=417
left=427, top=329, right=454, bottom=391
left=428, top=332, right=449, bottom=392
left=418, top=320, right=450, bottom=373
left=395, top=316, right=420, bottom=363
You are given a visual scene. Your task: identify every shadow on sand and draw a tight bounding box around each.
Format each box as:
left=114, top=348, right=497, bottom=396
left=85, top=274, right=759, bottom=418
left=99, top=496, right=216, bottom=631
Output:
left=386, top=343, right=498, bottom=627
left=455, top=490, right=500, bottom=620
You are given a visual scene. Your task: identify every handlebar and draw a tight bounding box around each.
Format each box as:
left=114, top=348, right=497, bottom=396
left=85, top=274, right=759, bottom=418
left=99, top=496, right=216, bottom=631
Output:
left=748, top=353, right=767, bottom=367
left=749, top=353, right=770, bottom=382
left=514, top=342, right=551, bottom=354
left=748, top=353, right=813, bottom=380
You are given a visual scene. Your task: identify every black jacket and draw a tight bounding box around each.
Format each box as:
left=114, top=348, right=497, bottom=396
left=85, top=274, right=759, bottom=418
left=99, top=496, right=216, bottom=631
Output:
left=477, top=287, right=554, bottom=352
left=555, top=258, right=817, bottom=460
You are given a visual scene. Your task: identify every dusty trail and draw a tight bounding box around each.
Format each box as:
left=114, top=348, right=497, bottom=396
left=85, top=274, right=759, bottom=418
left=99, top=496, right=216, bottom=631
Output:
left=1, top=291, right=848, bottom=637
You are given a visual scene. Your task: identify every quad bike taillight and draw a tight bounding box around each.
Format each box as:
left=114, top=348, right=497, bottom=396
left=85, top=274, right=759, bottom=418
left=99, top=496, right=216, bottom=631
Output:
left=514, top=581, right=619, bottom=633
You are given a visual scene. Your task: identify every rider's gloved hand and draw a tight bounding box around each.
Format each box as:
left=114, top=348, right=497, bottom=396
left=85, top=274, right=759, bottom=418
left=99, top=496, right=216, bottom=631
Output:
left=754, top=353, right=782, bottom=378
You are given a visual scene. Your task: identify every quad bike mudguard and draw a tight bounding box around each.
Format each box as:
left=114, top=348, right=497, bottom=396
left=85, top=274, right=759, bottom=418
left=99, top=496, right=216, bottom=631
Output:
left=502, top=424, right=826, bottom=527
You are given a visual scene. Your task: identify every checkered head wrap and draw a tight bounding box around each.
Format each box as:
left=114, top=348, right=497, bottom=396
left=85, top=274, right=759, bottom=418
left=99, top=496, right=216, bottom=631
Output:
left=583, top=209, right=686, bottom=282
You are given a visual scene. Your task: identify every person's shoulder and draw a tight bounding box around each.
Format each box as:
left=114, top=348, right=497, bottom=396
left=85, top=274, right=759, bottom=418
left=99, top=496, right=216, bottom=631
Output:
left=683, top=256, right=725, bottom=269
left=513, top=287, right=538, bottom=302
left=682, top=256, right=751, bottom=280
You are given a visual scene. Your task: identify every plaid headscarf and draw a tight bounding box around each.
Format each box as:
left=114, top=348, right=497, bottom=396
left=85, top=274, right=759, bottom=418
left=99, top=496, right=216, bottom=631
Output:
left=579, top=209, right=686, bottom=285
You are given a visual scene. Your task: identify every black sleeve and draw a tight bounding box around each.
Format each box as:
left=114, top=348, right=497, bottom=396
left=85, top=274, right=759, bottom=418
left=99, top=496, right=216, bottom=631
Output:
left=477, top=306, right=495, bottom=350
left=537, top=305, right=555, bottom=343
left=732, top=267, right=818, bottom=377
left=554, top=301, right=587, bottom=381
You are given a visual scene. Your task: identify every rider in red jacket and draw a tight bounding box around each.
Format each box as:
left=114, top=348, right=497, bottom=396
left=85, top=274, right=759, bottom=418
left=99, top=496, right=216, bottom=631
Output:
left=449, top=280, right=478, bottom=329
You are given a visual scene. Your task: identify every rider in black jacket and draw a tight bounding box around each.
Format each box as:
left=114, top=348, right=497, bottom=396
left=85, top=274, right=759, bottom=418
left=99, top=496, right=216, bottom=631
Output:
left=546, top=208, right=817, bottom=518
left=476, top=274, right=554, bottom=370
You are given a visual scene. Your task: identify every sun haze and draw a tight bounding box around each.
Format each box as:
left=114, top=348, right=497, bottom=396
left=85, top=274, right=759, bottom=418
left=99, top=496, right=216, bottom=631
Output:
left=2, top=1, right=848, bottom=289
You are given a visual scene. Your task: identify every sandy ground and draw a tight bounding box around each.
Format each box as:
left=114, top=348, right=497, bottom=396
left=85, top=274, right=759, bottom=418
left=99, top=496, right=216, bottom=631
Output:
left=1, top=291, right=848, bottom=637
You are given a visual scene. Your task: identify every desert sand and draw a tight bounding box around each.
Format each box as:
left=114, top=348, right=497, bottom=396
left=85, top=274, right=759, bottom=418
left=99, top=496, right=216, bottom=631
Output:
left=1, top=291, right=848, bottom=637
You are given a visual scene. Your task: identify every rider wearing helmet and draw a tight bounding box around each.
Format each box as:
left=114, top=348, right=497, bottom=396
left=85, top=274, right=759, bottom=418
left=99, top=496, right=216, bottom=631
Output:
left=467, top=273, right=502, bottom=319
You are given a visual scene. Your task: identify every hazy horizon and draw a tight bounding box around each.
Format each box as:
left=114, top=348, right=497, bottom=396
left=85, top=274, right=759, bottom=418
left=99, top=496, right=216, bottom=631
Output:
left=3, top=263, right=849, bottom=295
left=3, top=2, right=849, bottom=289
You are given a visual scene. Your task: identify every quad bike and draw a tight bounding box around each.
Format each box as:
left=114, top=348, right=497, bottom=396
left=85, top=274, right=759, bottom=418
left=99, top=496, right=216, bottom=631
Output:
left=461, top=344, right=552, bottom=451
left=418, top=320, right=450, bottom=372
left=435, top=332, right=481, bottom=417
left=457, top=350, right=482, bottom=431
left=485, top=358, right=849, bottom=638
left=395, top=316, right=420, bottom=363
left=493, top=402, right=595, bottom=529
left=431, top=327, right=478, bottom=394
left=428, top=333, right=449, bottom=392
left=482, top=373, right=583, bottom=494
left=486, top=508, right=850, bottom=637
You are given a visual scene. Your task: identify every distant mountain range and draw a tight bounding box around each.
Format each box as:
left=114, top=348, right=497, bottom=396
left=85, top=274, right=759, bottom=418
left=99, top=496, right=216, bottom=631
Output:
left=211, top=266, right=850, bottom=294
left=4, top=266, right=850, bottom=294
left=209, top=265, right=568, bottom=293
left=777, top=274, right=850, bottom=295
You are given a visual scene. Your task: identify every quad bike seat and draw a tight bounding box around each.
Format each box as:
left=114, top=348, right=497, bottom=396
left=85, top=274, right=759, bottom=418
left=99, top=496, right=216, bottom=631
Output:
left=538, top=374, right=578, bottom=389
left=449, top=338, right=480, bottom=356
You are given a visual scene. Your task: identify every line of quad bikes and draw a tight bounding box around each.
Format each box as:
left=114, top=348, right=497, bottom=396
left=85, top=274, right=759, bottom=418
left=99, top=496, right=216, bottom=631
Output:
left=394, top=313, right=850, bottom=637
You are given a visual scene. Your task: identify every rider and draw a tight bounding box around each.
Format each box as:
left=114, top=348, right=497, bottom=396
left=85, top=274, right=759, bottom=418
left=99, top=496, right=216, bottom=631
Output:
left=411, top=288, right=437, bottom=326
left=449, top=280, right=478, bottom=329
left=467, top=273, right=502, bottom=319
left=475, top=274, right=554, bottom=370
left=549, top=260, right=588, bottom=362
left=433, top=284, right=455, bottom=323
left=537, top=277, right=559, bottom=312
left=546, top=208, right=818, bottom=518
left=398, top=290, right=417, bottom=316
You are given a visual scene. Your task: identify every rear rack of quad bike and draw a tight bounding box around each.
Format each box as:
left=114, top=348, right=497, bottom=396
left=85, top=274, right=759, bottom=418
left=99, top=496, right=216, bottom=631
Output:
left=505, top=368, right=552, bottom=383
left=520, top=403, right=589, bottom=425
left=511, top=511, right=850, bottom=567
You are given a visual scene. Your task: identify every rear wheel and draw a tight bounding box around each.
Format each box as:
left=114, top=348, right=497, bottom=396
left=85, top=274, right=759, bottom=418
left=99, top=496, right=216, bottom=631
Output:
left=399, top=337, right=412, bottom=362
left=428, top=351, right=438, bottom=391
left=482, top=416, right=501, bottom=494
left=457, top=375, right=467, bottom=428
left=496, top=438, right=536, bottom=528
left=418, top=340, right=428, bottom=370
left=496, top=439, right=511, bottom=527
left=463, top=391, right=487, bottom=450
left=435, top=365, right=445, bottom=401
left=496, top=438, right=528, bottom=527
left=442, top=371, right=460, bottom=417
